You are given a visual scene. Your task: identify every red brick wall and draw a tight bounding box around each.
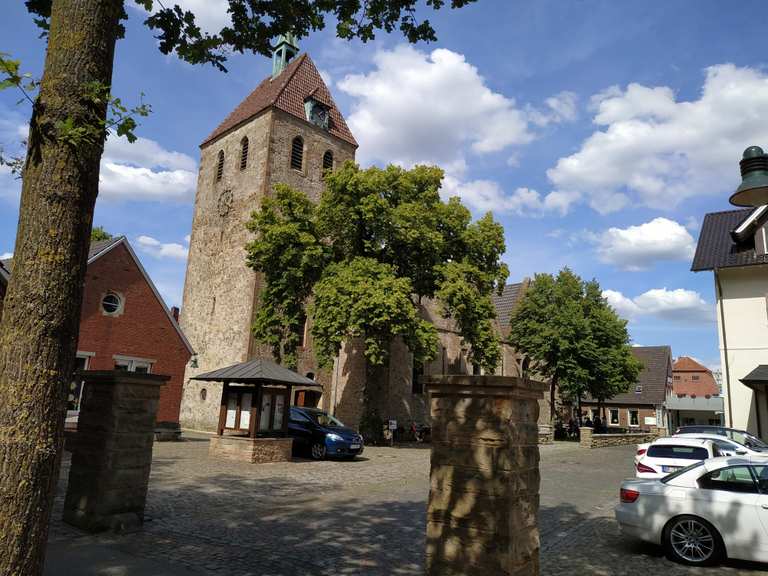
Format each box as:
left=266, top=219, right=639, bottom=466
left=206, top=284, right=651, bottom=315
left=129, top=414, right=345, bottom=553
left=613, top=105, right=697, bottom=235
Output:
left=581, top=403, right=657, bottom=431
left=78, top=243, right=190, bottom=422
left=672, top=370, right=719, bottom=397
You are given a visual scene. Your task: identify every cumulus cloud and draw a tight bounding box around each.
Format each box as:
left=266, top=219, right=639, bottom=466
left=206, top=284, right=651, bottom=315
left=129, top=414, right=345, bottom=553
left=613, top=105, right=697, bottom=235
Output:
left=0, top=252, right=12, bottom=260
left=548, top=64, right=768, bottom=214
left=603, top=288, right=714, bottom=324
left=338, top=45, right=576, bottom=215
left=99, top=135, right=197, bottom=202
left=593, top=218, right=696, bottom=271
left=129, top=0, right=230, bottom=33
left=441, top=177, right=578, bottom=216
left=135, top=235, right=189, bottom=260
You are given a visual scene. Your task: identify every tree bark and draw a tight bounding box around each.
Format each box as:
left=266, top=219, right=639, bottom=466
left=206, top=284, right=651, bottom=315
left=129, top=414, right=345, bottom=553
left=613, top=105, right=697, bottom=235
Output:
left=0, top=2, right=123, bottom=574
left=549, top=373, right=558, bottom=424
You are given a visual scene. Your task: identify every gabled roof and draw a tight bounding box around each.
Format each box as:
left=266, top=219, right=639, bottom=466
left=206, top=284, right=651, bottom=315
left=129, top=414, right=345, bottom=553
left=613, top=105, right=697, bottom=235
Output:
left=586, top=346, right=672, bottom=406
left=491, top=282, right=525, bottom=328
left=201, top=53, right=357, bottom=148
left=673, top=356, right=710, bottom=373
left=2, top=236, right=194, bottom=355
left=741, top=365, right=768, bottom=390
left=192, top=358, right=320, bottom=387
left=692, top=207, right=768, bottom=271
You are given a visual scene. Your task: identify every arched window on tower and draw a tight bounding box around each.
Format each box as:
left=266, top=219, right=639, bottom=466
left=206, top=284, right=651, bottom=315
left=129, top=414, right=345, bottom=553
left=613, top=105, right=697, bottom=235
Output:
left=216, top=150, right=224, bottom=182
left=240, top=137, right=249, bottom=170
left=290, top=136, right=304, bottom=171
left=322, top=150, right=334, bottom=172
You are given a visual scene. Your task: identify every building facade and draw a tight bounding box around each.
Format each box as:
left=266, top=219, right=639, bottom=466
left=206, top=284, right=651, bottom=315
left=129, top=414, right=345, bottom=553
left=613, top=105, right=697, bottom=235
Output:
left=581, top=346, right=673, bottom=432
left=692, top=206, right=768, bottom=439
left=179, top=39, right=540, bottom=434
left=0, top=237, right=194, bottom=423
left=667, top=356, right=723, bottom=429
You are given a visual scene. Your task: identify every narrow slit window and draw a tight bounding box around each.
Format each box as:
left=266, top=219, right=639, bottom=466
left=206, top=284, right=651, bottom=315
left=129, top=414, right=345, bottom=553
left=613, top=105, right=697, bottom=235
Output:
left=216, top=150, right=224, bottom=181
left=290, top=136, right=304, bottom=171
left=240, top=137, right=249, bottom=170
left=322, top=150, right=334, bottom=171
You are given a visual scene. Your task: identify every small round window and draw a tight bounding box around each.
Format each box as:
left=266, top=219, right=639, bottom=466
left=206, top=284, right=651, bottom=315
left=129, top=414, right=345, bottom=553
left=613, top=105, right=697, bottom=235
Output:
left=101, top=292, right=122, bottom=315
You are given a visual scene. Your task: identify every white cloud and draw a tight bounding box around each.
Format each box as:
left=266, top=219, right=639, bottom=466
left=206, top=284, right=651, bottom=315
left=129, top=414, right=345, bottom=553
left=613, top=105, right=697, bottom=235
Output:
left=98, top=135, right=197, bottom=202
left=128, top=0, right=230, bottom=33
left=603, top=288, right=714, bottom=324
left=0, top=252, right=12, bottom=260
left=338, top=45, right=578, bottom=217
left=594, top=217, right=696, bottom=271
left=548, top=64, right=768, bottom=214
left=135, top=235, right=189, bottom=260
left=441, top=177, right=577, bottom=216
left=184, top=234, right=191, bottom=244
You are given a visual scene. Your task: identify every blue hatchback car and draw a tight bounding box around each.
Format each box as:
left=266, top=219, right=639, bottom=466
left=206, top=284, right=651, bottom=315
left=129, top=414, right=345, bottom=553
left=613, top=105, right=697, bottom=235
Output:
left=287, top=406, right=364, bottom=460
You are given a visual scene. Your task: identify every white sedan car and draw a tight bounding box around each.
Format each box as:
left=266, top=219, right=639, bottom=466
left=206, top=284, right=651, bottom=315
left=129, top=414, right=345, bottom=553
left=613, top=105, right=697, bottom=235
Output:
left=635, top=437, right=718, bottom=479
left=616, top=456, right=768, bottom=565
left=675, top=432, right=762, bottom=457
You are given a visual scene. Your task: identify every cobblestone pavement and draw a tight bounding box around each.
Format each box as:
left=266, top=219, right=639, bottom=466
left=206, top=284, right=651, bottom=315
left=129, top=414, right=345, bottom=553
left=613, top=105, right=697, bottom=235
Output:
left=48, top=437, right=768, bottom=575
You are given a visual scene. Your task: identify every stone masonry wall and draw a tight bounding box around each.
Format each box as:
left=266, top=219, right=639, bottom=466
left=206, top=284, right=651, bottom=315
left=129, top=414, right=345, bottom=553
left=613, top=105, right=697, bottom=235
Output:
left=579, top=427, right=663, bottom=449
left=209, top=435, right=293, bottom=463
left=426, top=375, right=546, bottom=576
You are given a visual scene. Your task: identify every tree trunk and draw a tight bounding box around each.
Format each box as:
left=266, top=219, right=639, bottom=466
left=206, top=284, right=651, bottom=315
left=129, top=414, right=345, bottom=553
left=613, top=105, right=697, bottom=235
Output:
left=549, top=373, right=558, bottom=425
left=0, top=2, right=122, bottom=574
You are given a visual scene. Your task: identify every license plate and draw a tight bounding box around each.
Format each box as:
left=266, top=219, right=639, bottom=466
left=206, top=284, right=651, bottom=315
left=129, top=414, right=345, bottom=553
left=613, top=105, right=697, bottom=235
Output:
left=350, top=444, right=361, bottom=450
left=662, top=466, right=681, bottom=473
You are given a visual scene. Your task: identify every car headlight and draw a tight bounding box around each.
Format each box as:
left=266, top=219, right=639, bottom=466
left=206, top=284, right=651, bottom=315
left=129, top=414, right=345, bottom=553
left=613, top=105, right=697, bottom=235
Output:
left=326, top=433, right=343, bottom=442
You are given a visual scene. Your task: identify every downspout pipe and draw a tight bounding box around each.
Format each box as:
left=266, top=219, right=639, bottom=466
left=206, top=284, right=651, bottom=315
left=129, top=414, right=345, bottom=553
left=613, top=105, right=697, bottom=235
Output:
left=715, top=269, right=735, bottom=428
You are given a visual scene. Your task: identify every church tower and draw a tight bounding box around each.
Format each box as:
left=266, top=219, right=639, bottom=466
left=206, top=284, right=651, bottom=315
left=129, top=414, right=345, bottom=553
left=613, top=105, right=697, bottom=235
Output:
left=179, top=39, right=358, bottom=431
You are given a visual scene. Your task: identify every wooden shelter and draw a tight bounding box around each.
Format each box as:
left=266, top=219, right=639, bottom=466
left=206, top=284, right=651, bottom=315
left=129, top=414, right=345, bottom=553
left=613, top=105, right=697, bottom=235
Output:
left=192, top=358, right=322, bottom=438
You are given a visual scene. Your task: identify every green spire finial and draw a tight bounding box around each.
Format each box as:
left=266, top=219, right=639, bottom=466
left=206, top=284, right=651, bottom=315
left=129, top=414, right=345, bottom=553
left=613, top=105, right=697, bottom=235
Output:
left=272, top=34, right=300, bottom=78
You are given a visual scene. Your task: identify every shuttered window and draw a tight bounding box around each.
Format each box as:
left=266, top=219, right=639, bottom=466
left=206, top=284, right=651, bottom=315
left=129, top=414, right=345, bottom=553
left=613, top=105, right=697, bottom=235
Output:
left=290, top=136, right=303, bottom=171
left=240, top=137, right=249, bottom=170
left=216, top=150, right=224, bottom=181
left=322, top=150, right=333, bottom=171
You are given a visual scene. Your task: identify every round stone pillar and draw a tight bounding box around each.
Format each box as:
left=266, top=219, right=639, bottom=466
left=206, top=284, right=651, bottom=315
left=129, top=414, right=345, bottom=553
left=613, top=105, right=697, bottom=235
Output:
left=426, top=375, right=547, bottom=576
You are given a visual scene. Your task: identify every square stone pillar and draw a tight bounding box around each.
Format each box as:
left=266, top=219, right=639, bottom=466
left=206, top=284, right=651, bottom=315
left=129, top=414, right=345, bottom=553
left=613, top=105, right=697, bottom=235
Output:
left=426, top=375, right=547, bottom=576
left=63, top=370, right=168, bottom=532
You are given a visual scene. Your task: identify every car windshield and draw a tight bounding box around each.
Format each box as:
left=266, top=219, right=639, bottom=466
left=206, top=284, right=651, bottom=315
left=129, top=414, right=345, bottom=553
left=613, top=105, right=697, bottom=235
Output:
left=728, top=430, right=768, bottom=451
left=311, top=412, right=345, bottom=428
left=661, top=460, right=705, bottom=484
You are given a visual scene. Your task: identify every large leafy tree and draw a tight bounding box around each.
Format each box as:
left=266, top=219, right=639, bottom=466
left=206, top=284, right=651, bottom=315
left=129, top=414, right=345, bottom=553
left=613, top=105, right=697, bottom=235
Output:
left=507, top=268, right=640, bottom=423
left=0, top=2, right=478, bottom=574
left=246, top=163, right=508, bottom=434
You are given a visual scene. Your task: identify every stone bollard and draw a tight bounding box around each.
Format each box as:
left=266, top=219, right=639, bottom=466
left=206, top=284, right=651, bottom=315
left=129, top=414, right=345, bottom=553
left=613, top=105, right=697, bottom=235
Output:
left=425, top=375, right=547, bottom=576
left=579, top=426, right=593, bottom=448
left=63, top=370, right=168, bottom=532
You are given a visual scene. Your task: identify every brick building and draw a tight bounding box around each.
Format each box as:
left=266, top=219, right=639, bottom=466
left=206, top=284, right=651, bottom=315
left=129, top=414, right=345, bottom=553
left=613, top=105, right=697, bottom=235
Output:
left=666, top=356, right=723, bottom=428
left=0, top=236, right=193, bottom=423
left=179, top=36, right=541, bottom=434
left=581, top=346, right=673, bottom=432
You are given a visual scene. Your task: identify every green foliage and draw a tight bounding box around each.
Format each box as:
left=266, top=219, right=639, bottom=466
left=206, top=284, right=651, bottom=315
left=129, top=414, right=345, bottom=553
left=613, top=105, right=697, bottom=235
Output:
left=245, top=185, right=327, bottom=368
left=508, top=268, right=641, bottom=406
left=311, top=257, right=439, bottom=367
left=90, top=226, right=113, bottom=242
left=246, top=162, right=508, bottom=373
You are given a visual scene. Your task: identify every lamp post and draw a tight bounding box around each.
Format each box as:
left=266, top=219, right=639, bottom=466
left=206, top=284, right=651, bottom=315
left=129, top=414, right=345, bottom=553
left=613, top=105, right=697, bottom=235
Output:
left=730, top=146, right=768, bottom=207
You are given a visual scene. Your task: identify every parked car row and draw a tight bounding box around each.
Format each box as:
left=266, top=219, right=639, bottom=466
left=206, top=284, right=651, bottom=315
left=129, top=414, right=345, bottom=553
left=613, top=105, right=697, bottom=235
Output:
left=617, top=425, right=768, bottom=566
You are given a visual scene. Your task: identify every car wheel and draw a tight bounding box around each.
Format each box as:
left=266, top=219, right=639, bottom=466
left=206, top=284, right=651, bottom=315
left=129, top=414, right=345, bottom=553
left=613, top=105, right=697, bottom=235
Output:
left=310, top=442, right=327, bottom=460
left=664, top=515, right=724, bottom=566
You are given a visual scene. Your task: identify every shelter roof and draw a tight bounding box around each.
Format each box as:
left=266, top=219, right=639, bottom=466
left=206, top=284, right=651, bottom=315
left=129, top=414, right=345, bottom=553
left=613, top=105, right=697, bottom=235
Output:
left=192, top=358, right=321, bottom=387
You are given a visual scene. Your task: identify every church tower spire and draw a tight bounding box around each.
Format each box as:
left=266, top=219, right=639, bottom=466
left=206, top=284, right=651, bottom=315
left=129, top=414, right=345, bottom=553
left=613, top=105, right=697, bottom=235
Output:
left=272, top=33, right=299, bottom=78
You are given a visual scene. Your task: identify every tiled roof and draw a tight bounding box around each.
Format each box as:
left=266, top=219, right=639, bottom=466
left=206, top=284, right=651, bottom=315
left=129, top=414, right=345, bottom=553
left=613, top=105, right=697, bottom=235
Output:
left=191, top=358, right=321, bottom=386
left=201, top=53, right=357, bottom=148
left=587, top=346, right=672, bottom=406
left=742, top=365, right=768, bottom=385
left=691, top=208, right=768, bottom=271
left=491, top=282, right=524, bottom=329
left=673, top=356, right=709, bottom=372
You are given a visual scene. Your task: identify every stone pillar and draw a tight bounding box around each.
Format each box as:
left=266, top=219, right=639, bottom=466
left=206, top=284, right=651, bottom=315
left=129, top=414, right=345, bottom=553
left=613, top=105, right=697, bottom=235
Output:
left=426, top=375, right=547, bottom=576
left=579, top=426, right=593, bottom=448
left=63, top=371, right=168, bottom=532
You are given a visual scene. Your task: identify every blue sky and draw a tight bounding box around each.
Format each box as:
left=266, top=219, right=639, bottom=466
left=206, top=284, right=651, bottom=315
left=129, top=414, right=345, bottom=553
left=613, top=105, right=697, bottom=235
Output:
left=3, top=0, right=767, bottom=370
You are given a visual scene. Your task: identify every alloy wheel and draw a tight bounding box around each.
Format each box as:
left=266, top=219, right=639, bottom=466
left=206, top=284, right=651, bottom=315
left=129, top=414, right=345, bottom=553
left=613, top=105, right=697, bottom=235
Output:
left=311, top=442, right=326, bottom=460
left=669, top=518, right=715, bottom=563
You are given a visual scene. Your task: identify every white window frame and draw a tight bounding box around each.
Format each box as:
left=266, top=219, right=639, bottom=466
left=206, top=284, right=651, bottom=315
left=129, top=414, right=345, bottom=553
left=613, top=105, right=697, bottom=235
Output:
left=628, top=408, right=640, bottom=428
left=113, top=354, right=155, bottom=373
left=67, top=352, right=95, bottom=421
left=609, top=408, right=619, bottom=425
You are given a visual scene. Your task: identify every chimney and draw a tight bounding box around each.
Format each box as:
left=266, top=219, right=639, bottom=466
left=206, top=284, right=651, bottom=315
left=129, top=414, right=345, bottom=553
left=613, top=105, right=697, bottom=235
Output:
left=171, top=306, right=180, bottom=322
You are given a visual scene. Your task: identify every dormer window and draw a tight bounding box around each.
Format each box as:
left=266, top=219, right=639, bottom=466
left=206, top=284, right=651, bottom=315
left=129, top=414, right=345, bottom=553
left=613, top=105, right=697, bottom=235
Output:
left=305, top=98, right=330, bottom=130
